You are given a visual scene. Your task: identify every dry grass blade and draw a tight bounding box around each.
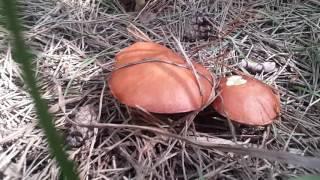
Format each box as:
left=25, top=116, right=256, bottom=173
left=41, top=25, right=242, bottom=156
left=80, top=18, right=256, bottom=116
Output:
left=108, top=57, right=214, bottom=86
left=127, top=23, right=152, bottom=42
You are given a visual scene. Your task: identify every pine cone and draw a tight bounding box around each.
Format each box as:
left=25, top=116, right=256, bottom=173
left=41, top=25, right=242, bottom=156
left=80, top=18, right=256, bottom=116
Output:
left=184, top=12, right=212, bottom=41
left=66, top=105, right=97, bottom=148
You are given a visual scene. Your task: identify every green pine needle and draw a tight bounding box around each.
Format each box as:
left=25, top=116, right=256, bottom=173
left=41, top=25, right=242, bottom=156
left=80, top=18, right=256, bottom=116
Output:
left=0, top=0, right=79, bottom=179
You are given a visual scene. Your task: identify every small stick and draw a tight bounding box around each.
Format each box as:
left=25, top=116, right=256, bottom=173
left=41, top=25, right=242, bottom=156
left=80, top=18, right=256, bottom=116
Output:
left=240, top=59, right=277, bottom=73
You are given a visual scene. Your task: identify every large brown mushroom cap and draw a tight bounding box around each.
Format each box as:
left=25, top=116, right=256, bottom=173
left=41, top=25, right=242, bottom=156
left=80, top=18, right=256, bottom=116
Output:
left=212, top=75, right=280, bottom=125
left=115, top=42, right=185, bottom=65
left=108, top=42, right=214, bottom=113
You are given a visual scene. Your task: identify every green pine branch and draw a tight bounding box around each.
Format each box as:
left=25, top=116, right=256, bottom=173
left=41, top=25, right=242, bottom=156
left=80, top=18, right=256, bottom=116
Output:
left=0, top=0, right=79, bottom=179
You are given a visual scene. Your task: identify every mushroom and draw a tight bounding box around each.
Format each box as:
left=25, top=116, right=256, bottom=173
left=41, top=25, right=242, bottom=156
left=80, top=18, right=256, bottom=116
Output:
left=212, top=75, right=280, bottom=125
left=108, top=42, right=214, bottom=114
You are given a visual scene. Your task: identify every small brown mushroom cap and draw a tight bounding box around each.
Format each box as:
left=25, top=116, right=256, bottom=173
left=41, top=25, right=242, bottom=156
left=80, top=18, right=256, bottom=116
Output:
left=212, top=75, right=280, bottom=125
left=108, top=42, right=214, bottom=113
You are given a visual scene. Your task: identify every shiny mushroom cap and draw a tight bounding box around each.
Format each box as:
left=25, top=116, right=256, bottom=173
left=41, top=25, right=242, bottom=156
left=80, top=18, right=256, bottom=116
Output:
left=108, top=42, right=214, bottom=114
left=212, top=75, right=280, bottom=125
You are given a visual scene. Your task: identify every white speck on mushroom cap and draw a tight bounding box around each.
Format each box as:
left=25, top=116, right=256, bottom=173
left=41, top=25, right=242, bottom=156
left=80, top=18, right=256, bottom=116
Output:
left=226, top=75, right=247, bottom=86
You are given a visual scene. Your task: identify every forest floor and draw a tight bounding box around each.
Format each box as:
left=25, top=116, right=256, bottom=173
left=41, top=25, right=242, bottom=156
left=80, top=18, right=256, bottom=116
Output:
left=1, top=0, right=320, bottom=179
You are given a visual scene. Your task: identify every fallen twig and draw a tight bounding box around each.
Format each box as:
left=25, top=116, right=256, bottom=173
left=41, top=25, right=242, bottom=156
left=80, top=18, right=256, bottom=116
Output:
left=66, top=119, right=320, bottom=170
